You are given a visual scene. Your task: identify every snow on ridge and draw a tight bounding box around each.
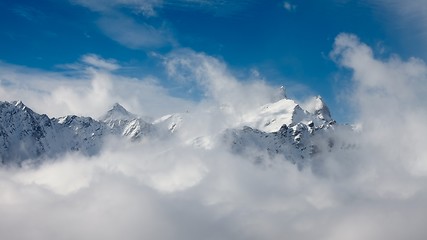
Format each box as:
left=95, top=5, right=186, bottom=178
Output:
left=99, top=103, right=136, bottom=122
left=0, top=96, right=343, bottom=168
left=0, top=101, right=156, bottom=164
left=240, top=96, right=333, bottom=133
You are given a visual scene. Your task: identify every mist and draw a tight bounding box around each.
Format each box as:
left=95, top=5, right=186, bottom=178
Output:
left=1, top=33, right=427, bottom=239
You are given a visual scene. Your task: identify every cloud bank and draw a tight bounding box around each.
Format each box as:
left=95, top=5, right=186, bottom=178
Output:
left=1, top=34, right=427, bottom=239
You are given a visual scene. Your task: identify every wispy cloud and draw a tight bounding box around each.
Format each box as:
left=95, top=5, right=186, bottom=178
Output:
left=361, top=0, right=427, bottom=58
left=97, top=14, right=172, bottom=49
left=71, top=0, right=171, bottom=49
left=283, top=1, right=297, bottom=12
left=73, top=0, right=256, bottom=16
left=12, top=5, right=47, bottom=22
left=72, top=0, right=162, bottom=16
left=163, top=0, right=256, bottom=16
left=81, top=54, right=120, bottom=71
left=70, top=0, right=258, bottom=49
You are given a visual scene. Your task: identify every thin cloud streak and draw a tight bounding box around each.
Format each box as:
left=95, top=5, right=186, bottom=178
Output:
left=71, top=0, right=258, bottom=50
left=361, top=0, right=427, bottom=59
left=97, top=14, right=172, bottom=49
left=283, top=1, right=297, bottom=12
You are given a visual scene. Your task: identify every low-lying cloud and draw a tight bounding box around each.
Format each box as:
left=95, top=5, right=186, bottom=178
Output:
left=1, top=33, right=427, bottom=239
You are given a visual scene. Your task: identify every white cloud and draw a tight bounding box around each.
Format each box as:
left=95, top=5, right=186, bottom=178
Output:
left=162, top=49, right=287, bottom=141
left=71, top=0, right=170, bottom=49
left=2, top=36, right=427, bottom=239
left=361, top=0, right=427, bottom=59
left=330, top=33, right=427, bottom=176
left=72, top=0, right=257, bottom=16
left=81, top=54, right=120, bottom=71
left=164, top=49, right=281, bottom=114
left=163, top=0, right=256, bottom=16
left=0, top=57, right=193, bottom=118
left=372, top=0, right=427, bottom=27
left=71, top=0, right=257, bottom=49
left=283, top=1, right=297, bottom=12
left=97, top=14, right=171, bottom=49
left=72, top=0, right=162, bottom=16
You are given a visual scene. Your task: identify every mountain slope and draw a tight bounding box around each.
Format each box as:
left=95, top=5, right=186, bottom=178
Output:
left=0, top=96, right=350, bottom=167
left=100, top=103, right=156, bottom=140
left=0, top=101, right=155, bottom=164
left=221, top=96, right=351, bottom=168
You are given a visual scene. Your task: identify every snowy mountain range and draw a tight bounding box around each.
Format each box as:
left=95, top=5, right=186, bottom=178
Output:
left=0, top=96, right=353, bottom=166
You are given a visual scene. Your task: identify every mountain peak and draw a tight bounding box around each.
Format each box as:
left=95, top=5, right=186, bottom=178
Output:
left=100, top=103, right=136, bottom=122
left=272, top=86, right=287, bottom=101
left=112, top=102, right=126, bottom=112
left=13, top=100, right=27, bottom=110
left=241, top=98, right=300, bottom=132
left=312, top=96, right=332, bottom=121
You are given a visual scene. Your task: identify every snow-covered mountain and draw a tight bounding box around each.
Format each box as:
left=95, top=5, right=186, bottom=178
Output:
left=240, top=95, right=333, bottom=132
left=223, top=96, right=347, bottom=169
left=100, top=103, right=156, bottom=140
left=0, top=95, right=352, bottom=167
left=0, top=101, right=155, bottom=164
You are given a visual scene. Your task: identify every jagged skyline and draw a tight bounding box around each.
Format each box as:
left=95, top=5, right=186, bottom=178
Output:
left=1, top=0, right=427, bottom=122
left=0, top=90, right=336, bottom=165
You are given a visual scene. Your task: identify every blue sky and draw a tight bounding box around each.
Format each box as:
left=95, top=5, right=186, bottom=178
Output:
left=1, top=0, right=426, bottom=121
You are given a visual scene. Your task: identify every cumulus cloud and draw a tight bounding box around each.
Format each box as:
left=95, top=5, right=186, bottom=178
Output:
left=2, top=34, right=427, bottom=239
left=330, top=33, right=427, bottom=177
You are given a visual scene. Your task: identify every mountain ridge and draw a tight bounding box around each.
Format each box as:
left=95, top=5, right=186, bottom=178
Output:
left=0, top=97, right=347, bottom=167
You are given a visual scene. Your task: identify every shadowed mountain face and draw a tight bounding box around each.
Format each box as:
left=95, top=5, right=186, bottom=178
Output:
left=0, top=101, right=155, bottom=164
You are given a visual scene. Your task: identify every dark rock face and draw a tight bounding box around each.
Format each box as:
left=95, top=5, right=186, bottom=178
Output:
left=0, top=98, right=354, bottom=169
left=0, top=101, right=155, bottom=165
